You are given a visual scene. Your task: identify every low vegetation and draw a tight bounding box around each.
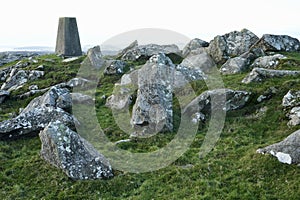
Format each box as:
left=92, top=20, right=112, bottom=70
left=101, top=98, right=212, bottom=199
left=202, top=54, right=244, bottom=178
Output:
left=0, top=52, right=299, bottom=199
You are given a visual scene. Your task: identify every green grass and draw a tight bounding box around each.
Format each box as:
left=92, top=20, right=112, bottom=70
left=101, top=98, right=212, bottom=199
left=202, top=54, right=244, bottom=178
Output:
left=0, top=52, right=300, bottom=199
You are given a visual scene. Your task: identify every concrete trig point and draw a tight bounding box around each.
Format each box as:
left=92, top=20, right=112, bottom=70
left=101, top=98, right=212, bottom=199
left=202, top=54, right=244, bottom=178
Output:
left=55, top=17, right=82, bottom=57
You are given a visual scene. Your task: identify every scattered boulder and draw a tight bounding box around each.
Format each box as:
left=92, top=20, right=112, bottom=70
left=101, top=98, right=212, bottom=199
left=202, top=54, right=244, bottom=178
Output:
left=208, top=29, right=259, bottom=64
left=121, top=43, right=182, bottom=61
left=220, top=57, right=248, bottom=75
left=0, top=90, right=9, bottom=103
left=104, top=60, right=127, bottom=75
left=40, top=121, right=113, bottom=180
left=131, top=53, right=174, bottom=137
left=287, top=107, right=300, bottom=126
left=182, top=38, right=209, bottom=57
left=257, top=129, right=300, bottom=165
left=251, top=54, right=286, bottom=69
left=183, top=89, right=251, bottom=123
left=282, top=90, right=300, bottom=107
left=0, top=87, right=74, bottom=140
left=242, top=68, right=300, bottom=84
left=253, top=34, right=300, bottom=52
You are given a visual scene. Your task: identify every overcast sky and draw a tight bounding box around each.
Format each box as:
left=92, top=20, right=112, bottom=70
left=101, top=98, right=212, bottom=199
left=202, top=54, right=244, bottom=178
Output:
left=1, top=0, right=299, bottom=49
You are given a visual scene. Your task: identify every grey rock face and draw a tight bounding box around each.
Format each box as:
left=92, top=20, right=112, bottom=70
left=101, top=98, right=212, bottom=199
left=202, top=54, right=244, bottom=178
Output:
left=253, top=34, right=300, bottom=52
left=220, top=57, right=248, bottom=75
left=131, top=53, right=175, bottom=137
left=0, top=87, right=74, bottom=140
left=208, top=29, right=259, bottom=64
left=104, top=60, right=127, bottom=75
left=40, top=121, right=113, bottom=180
left=184, top=89, right=251, bottom=123
left=182, top=38, right=209, bottom=57
left=251, top=54, right=286, bottom=69
left=55, top=17, right=82, bottom=57
left=0, top=90, right=9, bottom=103
left=257, top=129, right=300, bottom=165
left=242, top=68, right=300, bottom=84
left=121, top=43, right=181, bottom=61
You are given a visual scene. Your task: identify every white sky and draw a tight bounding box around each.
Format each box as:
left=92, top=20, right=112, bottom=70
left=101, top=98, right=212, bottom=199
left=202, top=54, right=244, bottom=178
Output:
left=1, top=0, right=299, bottom=48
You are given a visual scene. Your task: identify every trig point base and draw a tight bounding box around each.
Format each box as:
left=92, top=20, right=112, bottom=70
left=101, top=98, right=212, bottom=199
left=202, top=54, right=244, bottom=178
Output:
left=55, top=17, right=82, bottom=57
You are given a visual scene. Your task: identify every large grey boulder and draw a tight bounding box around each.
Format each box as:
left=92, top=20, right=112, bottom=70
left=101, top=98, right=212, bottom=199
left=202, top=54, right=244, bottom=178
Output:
left=183, top=89, right=251, bottom=123
left=86, top=46, right=105, bottom=69
left=131, top=53, right=175, bottom=137
left=121, top=43, right=182, bottom=61
left=40, top=121, right=113, bottom=180
left=208, top=29, right=259, bottom=64
left=250, top=54, right=286, bottom=69
left=0, top=87, right=74, bottom=140
left=253, top=34, right=300, bottom=52
left=242, top=68, right=300, bottom=84
left=220, top=57, right=248, bottom=75
left=0, top=90, right=9, bottom=103
left=182, top=38, right=209, bottom=57
left=257, top=130, right=300, bottom=165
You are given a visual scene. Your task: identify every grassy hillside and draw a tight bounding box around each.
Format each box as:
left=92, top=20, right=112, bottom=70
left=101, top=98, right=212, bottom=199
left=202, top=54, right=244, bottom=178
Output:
left=0, top=53, right=299, bottom=199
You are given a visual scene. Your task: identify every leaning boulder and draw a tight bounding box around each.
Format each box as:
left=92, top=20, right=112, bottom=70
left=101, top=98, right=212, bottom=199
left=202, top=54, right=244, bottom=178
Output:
left=0, top=87, right=74, bottom=140
left=257, top=129, right=300, bottom=165
left=242, top=68, right=300, bottom=84
left=40, top=121, right=113, bottom=180
left=182, top=38, right=209, bottom=57
left=253, top=34, right=300, bottom=52
left=208, top=29, right=259, bottom=64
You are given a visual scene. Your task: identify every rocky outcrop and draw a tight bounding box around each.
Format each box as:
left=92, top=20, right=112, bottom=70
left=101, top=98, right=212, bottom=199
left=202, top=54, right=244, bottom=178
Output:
left=104, top=60, right=127, bottom=75
left=0, top=52, right=41, bottom=67
left=242, top=68, right=300, bottom=84
left=0, top=90, right=9, bottom=103
left=183, top=89, right=251, bottom=123
left=0, top=87, right=74, bottom=140
left=40, top=121, right=113, bottom=180
left=257, top=129, right=300, bottom=165
left=182, top=38, right=209, bottom=57
left=250, top=54, right=286, bottom=69
left=131, top=53, right=174, bottom=137
left=208, top=29, right=259, bottom=64
left=121, top=43, right=182, bottom=61
left=282, top=90, right=300, bottom=126
left=253, top=34, right=300, bottom=52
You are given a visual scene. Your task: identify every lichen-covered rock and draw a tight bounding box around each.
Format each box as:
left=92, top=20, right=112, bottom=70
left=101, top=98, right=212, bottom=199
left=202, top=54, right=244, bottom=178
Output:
left=251, top=54, right=286, bottom=69
left=0, top=90, right=9, bottom=103
left=287, top=107, right=300, bottom=126
left=131, top=53, right=174, bottom=137
left=182, top=38, right=209, bottom=57
left=104, top=60, right=127, bottom=75
left=257, top=129, right=300, bottom=165
left=0, top=87, right=74, bottom=140
left=39, top=121, right=113, bottom=180
left=253, top=34, right=300, bottom=52
left=183, top=89, right=251, bottom=123
left=121, top=43, right=182, bottom=61
left=282, top=90, right=300, bottom=108
left=208, top=29, right=259, bottom=64
left=242, top=68, right=300, bottom=84
left=220, top=57, right=248, bottom=75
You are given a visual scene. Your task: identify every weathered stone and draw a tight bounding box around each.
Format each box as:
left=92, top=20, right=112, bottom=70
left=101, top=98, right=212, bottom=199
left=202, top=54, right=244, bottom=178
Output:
left=104, top=60, right=127, bottom=75
left=282, top=90, right=300, bottom=108
left=131, top=53, right=174, bottom=137
left=182, top=38, right=209, bottom=57
left=183, top=89, right=251, bottom=123
left=117, top=40, right=138, bottom=58
left=242, top=68, right=300, bottom=84
left=208, top=29, right=259, bottom=64
left=257, top=129, right=300, bottom=165
left=251, top=54, right=286, bottom=69
left=253, top=34, right=300, bottom=52
left=121, top=43, right=181, bottom=61
left=86, top=46, right=105, bottom=69
left=39, top=121, right=113, bottom=180
left=0, top=90, right=9, bottom=103
left=0, top=87, right=74, bottom=140
left=220, top=57, right=248, bottom=74
left=55, top=17, right=82, bottom=57
left=287, top=107, right=300, bottom=126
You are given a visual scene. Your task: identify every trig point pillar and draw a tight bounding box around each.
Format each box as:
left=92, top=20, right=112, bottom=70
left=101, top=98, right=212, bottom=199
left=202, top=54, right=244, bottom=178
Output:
left=55, top=17, right=82, bottom=57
